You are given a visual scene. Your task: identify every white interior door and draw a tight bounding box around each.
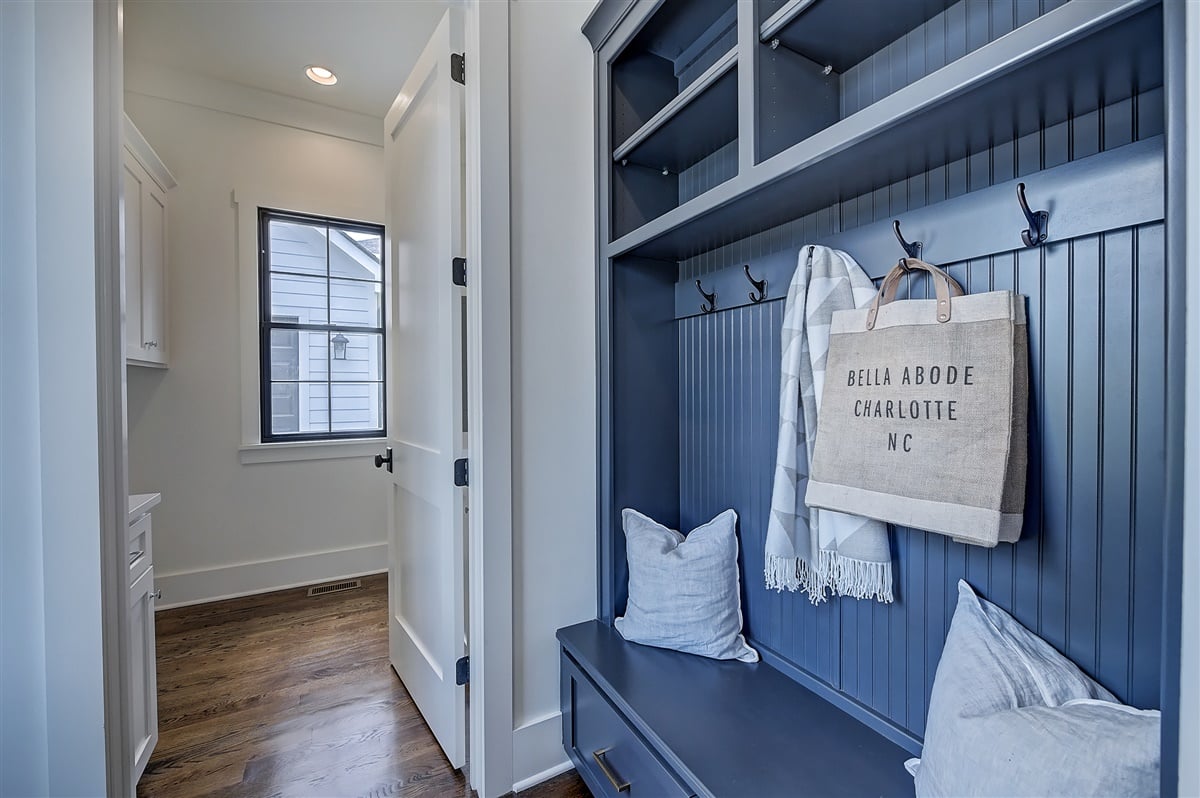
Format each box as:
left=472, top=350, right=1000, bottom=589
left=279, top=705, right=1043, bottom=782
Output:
left=381, top=8, right=467, bottom=770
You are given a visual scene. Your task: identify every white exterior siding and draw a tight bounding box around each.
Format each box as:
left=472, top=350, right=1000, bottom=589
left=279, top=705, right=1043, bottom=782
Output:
left=266, top=219, right=383, bottom=435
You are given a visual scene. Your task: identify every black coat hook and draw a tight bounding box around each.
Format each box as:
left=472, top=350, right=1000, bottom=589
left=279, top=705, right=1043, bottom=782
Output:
left=1016, top=182, right=1049, bottom=247
left=743, top=264, right=767, bottom=303
left=696, top=279, right=716, bottom=314
left=893, top=220, right=923, bottom=260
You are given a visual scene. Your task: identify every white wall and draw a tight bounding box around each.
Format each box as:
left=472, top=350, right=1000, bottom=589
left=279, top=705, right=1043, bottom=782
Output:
left=1, top=3, right=51, bottom=793
left=0, top=1, right=109, bottom=793
left=508, top=0, right=599, bottom=787
left=124, top=79, right=388, bottom=606
left=1179, top=4, right=1200, bottom=795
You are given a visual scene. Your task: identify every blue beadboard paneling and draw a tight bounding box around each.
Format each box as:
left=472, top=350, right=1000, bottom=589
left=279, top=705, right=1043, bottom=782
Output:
left=679, top=139, right=738, bottom=205
left=680, top=300, right=843, bottom=685
left=673, top=89, right=1166, bottom=743
left=836, top=0, right=1052, bottom=118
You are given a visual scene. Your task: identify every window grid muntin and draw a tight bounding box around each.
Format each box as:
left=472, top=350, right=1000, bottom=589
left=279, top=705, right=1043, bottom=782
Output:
left=259, top=207, right=385, bottom=442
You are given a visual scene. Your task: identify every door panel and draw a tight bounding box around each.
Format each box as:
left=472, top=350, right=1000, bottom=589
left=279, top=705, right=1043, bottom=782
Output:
left=382, top=8, right=467, bottom=770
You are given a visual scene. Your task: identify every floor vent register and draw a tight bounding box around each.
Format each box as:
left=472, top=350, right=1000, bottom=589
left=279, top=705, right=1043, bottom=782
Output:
left=307, top=578, right=363, bottom=598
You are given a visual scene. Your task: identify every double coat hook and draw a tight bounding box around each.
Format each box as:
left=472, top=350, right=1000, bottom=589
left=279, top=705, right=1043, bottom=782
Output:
left=893, top=220, right=923, bottom=260
left=1016, top=182, right=1049, bottom=247
left=744, top=265, right=767, bottom=303
left=696, top=279, right=716, bottom=314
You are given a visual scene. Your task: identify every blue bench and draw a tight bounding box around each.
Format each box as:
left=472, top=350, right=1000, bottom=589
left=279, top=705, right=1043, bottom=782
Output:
left=559, top=621, right=915, bottom=798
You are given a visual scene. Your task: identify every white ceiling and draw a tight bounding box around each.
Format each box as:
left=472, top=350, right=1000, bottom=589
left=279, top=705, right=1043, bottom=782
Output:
left=124, top=0, right=452, bottom=119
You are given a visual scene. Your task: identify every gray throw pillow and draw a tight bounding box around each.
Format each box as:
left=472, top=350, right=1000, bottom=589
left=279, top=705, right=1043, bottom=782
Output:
left=615, top=509, right=758, bottom=663
left=910, top=580, right=1160, bottom=797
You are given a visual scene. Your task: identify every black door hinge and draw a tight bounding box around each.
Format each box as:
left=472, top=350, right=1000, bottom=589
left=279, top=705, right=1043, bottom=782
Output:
left=451, top=53, right=465, bottom=85
left=452, top=257, right=467, bottom=287
left=455, top=656, right=469, bottom=685
left=454, top=458, right=469, bottom=487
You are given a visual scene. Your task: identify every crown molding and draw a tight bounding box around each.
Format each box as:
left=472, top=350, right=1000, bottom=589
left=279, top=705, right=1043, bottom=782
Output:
left=122, top=113, right=177, bottom=190
left=124, top=61, right=382, bottom=147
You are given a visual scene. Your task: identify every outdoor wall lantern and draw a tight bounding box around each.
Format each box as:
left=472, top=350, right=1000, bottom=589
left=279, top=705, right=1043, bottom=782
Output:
left=331, top=333, right=349, bottom=360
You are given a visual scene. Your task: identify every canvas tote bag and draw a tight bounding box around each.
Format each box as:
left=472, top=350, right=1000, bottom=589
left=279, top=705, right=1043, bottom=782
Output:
left=805, top=258, right=1028, bottom=547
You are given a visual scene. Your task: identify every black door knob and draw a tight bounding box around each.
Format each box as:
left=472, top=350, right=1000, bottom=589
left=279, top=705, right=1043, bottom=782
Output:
left=374, top=447, right=393, bottom=473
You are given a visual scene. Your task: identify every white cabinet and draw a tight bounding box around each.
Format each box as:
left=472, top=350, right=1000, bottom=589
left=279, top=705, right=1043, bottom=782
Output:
left=127, top=493, right=161, bottom=785
left=123, top=116, right=175, bottom=368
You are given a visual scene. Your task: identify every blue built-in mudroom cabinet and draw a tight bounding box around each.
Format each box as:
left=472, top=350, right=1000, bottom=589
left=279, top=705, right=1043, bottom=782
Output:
left=559, top=1, right=1187, bottom=796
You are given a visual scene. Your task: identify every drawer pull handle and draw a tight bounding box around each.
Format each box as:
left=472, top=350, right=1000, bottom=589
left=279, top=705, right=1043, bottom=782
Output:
left=592, top=748, right=630, bottom=793
left=129, top=549, right=145, bottom=564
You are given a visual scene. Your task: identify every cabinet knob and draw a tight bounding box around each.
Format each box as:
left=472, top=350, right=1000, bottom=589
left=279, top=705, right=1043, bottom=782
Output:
left=152, top=588, right=162, bottom=601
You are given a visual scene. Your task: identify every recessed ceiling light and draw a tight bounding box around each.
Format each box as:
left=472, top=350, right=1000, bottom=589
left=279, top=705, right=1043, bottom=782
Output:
left=305, top=65, right=337, bottom=86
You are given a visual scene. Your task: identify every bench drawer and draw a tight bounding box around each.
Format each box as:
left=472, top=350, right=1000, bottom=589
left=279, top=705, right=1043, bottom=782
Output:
left=562, top=654, right=693, bottom=798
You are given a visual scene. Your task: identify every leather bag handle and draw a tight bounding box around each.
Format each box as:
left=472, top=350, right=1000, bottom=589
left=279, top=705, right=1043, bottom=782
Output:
left=866, top=257, right=965, bottom=330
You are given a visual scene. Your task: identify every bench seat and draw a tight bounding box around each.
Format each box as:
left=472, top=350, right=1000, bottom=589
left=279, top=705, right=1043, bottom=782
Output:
left=558, top=621, right=915, bottom=798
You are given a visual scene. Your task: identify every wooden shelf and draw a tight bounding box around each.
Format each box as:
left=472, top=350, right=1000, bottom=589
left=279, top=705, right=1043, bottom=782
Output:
left=759, top=0, right=958, bottom=72
left=613, top=47, right=738, bottom=171
left=758, top=0, right=815, bottom=42
left=607, top=0, right=1160, bottom=259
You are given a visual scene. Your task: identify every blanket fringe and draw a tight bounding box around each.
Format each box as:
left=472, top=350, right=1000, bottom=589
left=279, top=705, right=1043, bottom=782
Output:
left=765, top=552, right=894, bottom=605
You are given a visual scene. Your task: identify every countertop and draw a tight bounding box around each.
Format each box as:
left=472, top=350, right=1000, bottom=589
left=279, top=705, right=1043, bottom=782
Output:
left=128, top=492, right=161, bottom=524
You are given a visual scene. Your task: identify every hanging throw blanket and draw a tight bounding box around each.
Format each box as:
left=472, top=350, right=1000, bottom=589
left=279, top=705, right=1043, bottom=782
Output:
left=765, top=245, right=894, bottom=603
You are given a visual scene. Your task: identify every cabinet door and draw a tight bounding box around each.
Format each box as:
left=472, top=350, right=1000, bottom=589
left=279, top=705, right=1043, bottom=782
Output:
left=139, top=180, right=167, bottom=364
left=128, top=564, right=159, bottom=784
left=122, top=156, right=145, bottom=362
left=123, top=148, right=169, bottom=367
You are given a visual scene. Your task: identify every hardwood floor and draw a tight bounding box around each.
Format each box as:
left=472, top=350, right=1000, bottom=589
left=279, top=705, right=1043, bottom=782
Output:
left=139, top=574, right=589, bottom=798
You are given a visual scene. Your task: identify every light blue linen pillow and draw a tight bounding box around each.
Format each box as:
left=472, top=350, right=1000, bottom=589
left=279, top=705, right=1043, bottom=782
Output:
left=909, top=580, right=1160, bottom=797
left=614, top=509, right=759, bottom=663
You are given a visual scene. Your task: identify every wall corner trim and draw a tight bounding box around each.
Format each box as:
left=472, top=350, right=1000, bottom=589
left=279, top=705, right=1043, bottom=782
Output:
left=123, top=113, right=177, bottom=190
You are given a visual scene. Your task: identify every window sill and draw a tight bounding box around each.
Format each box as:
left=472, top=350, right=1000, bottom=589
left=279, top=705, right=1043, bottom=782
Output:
left=238, top=438, right=386, bottom=465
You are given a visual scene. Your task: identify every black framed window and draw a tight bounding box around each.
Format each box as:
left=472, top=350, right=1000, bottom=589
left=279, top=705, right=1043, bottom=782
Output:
left=259, top=208, right=385, bottom=442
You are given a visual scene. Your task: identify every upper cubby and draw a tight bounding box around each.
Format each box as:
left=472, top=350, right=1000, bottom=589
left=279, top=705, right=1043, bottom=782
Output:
left=608, top=0, right=1162, bottom=260
left=759, top=0, right=959, bottom=71
left=757, top=0, right=1058, bottom=161
left=610, top=0, right=739, bottom=240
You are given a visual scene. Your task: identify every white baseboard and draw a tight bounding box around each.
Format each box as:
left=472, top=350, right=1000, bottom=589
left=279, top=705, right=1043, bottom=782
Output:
left=512, top=711, right=572, bottom=792
left=154, top=543, right=387, bottom=609
left=513, top=760, right=574, bottom=794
